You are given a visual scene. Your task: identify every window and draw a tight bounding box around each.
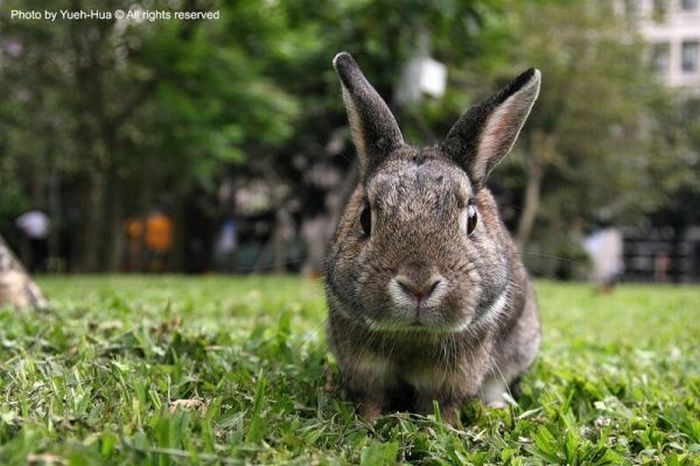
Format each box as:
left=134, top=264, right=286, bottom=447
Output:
left=653, top=0, right=667, bottom=22
left=682, top=41, right=699, bottom=73
left=652, top=42, right=671, bottom=74
left=681, top=0, right=698, bottom=11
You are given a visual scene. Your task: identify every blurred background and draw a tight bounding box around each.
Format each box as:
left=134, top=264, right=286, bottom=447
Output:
left=0, top=0, right=698, bottom=282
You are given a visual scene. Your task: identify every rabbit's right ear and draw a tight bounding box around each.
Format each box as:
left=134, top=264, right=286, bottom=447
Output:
left=333, top=52, right=404, bottom=176
left=441, top=68, right=541, bottom=192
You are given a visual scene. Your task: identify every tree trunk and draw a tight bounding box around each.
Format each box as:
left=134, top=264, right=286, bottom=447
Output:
left=515, top=157, right=544, bottom=248
left=105, top=195, right=125, bottom=272
left=103, top=169, right=125, bottom=272
left=0, top=235, right=46, bottom=310
left=516, top=130, right=557, bottom=248
left=81, top=173, right=104, bottom=272
left=170, top=190, right=187, bottom=272
left=47, top=171, right=62, bottom=272
left=272, top=207, right=293, bottom=274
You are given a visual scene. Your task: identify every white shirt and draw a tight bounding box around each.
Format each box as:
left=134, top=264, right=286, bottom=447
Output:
left=15, top=210, right=50, bottom=239
left=584, top=228, right=624, bottom=281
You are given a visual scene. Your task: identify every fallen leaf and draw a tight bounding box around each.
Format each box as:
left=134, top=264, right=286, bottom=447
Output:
left=27, top=453, right=68, bottom=465
left=169, top=399, right=207, bottom=414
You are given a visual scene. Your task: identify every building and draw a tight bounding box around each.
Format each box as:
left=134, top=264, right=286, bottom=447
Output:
left=624, top=0, right=700, bottom=89
left=615, top=1, right=700, bottom=282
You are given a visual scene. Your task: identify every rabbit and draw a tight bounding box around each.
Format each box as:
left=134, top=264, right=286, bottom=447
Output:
left=325, top=52, right=542, bottom=424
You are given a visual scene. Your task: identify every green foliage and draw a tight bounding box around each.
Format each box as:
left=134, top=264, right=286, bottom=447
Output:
left=360, top=441, right=399, bottom=466
left=0, top=0, right=495, bottom=270
left=0, top=0, right=695, bottom=272
left=470, top=0, right=696, bottom=245
left=0, top=0, right=491, bottom=191
left=0, top=277, right=698, bottom=464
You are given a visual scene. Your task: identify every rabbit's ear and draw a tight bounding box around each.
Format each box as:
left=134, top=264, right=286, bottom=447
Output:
left=442, top=68, right=540, bottom=191
left=333, top=52, right=404, bottom=175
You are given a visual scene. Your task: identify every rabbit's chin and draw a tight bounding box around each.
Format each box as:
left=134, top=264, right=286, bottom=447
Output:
left=363, top=313, right=473, bottom=334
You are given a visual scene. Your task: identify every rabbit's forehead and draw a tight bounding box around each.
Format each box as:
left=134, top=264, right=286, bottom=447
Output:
left=366, top=158, right=472, bottom=209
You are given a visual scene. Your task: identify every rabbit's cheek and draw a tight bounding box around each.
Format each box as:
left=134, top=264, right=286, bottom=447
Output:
left=351, top=261, right=391, bottom=318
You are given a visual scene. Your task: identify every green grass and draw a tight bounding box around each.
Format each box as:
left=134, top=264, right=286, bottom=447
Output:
left=0, top=276, right=698, bottom=465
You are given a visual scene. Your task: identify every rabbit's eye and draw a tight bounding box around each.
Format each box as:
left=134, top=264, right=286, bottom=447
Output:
left=360, top=204, right=372, bottom=236
left=466, top=204, right=478, bottom=236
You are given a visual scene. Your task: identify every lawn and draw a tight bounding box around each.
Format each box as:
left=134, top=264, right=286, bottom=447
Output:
left=0, top=276, right=698, bottom=465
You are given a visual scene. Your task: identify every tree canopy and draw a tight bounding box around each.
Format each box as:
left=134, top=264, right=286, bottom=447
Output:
left=0, top=0, right=696, bottom=274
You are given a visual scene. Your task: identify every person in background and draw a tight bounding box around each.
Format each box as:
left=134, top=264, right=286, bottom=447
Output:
left=15, top=209, right=50, bottom=273
left=144, top=209, right=173, bottom=273
left=583, top=220, right=624, bottom=294
left=213, top=217, right=238, bottom=273
left=123, top=216, right=145, bottom=272
left=654, top=251, right=671, bottom=282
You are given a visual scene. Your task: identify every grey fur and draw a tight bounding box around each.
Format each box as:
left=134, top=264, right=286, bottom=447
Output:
left=333, top=52, right=405, bottom=177
left=325, top=52, right=541, bottom=423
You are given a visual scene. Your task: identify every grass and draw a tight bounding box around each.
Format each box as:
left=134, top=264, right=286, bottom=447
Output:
left=0, top=276, right=698, bottom=465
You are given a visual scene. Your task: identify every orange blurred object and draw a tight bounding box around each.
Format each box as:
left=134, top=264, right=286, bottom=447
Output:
left=124, top=218, right=144, bottom=240
left=145, top=213, right=173, bottom=252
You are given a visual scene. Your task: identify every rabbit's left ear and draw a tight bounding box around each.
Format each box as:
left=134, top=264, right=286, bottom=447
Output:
left=442, top=68, right=540, bottom=191
left=333, top=52, right=405, bottom=177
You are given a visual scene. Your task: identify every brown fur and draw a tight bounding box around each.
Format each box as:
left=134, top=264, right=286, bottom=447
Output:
left=325, top=52, right=541, bottom=423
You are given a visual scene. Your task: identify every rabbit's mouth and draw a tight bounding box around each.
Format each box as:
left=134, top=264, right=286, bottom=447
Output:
left=374, top=276, right=469, bottom=331
left=360, top=275, right=509, bottom=334
left=365, top=302, right=474, bottom=334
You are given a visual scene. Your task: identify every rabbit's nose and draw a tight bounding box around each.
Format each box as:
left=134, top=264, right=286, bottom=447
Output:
left=395, top=275, right=444, bottom=303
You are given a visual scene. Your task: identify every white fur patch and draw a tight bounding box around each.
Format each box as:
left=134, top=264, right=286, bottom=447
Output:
left=422, top=280, right=448, bottom=307
left=454, top=291, right=508, bottom=333
left=387, top=278, right=416, bottom=309
left=386, top=277, right=448, bottom=310
left=480, top=354, right=522, bottom=405
left=480, top=376, right=509, bottom=405
left=480, top=292, right=510, bottom=329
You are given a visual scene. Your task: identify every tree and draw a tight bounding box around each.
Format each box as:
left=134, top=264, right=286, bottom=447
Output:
left=461, top=1, right=692, bottom=272
left=2, top=0, right=690, bottom=276
left=220, top=0, right=502, bottom=272
left=0, top=0, right=301, bottom=272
